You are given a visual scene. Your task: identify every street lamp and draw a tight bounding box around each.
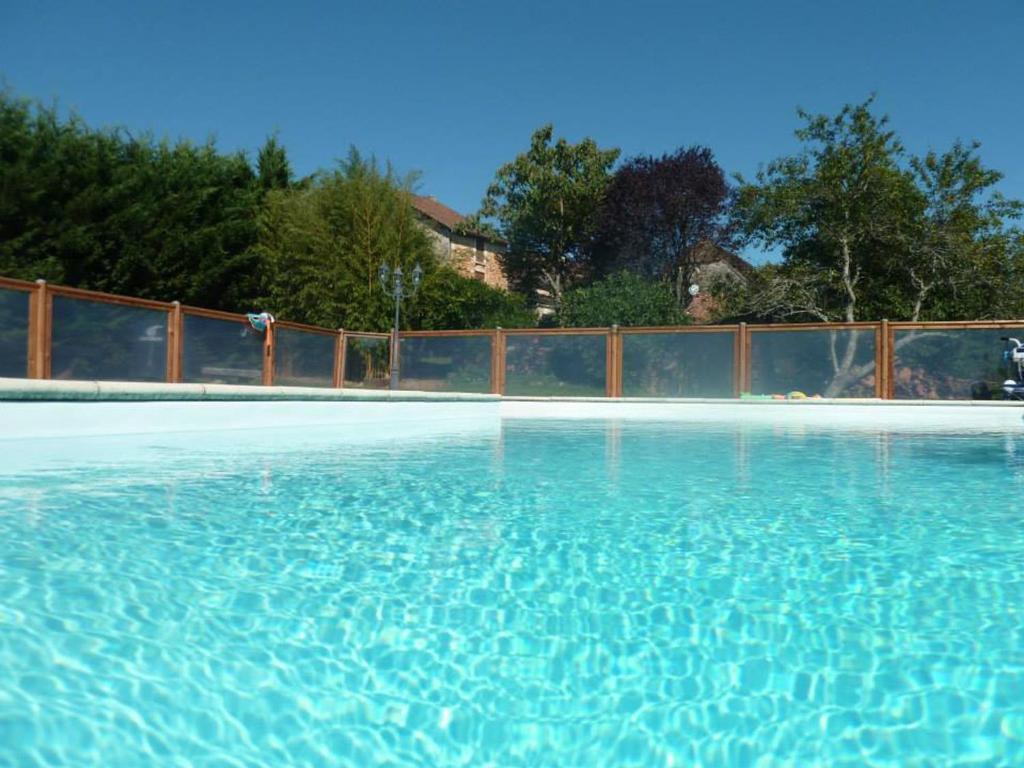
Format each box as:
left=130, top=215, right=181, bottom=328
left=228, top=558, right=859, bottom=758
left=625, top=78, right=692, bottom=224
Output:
left=378, top=262, right=423, bottom=389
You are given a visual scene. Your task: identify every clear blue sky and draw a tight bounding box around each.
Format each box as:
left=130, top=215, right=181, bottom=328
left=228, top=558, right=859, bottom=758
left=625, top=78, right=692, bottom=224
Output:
left=2, top=0, right=1022, bottom=263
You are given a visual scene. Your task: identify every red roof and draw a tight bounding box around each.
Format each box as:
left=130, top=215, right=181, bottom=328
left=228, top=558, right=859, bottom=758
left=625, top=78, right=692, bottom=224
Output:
left=411, top=195, right=505, bottom=245
left=411, top=195, right=466, bottom=231
left=691, top=241, right=753, bottom=273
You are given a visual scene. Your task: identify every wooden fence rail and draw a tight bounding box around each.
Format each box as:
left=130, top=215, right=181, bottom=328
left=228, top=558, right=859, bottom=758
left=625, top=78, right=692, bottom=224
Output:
left=1, top=275, right=1022, bottom=399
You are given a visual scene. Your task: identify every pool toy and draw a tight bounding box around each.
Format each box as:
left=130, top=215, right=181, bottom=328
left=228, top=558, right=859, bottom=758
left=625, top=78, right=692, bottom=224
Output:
left=247, top=312, right=275, bottom=333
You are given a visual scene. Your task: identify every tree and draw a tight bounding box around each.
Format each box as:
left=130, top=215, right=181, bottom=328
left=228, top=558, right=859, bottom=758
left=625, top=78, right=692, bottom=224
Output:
left=0, top=90, right=263, bottom=310
left=258, top=155, right=534, bottom=332
left=729, top=99, right=1022, bottom=325
left=558, top=272, right=687, bottom=328
left=901, top=141, right=1023, bottom=321
left=410, top=268, right=534, bottom=330
left=731, top=99, right=917, bottom=324
left=721, top=98, right=1023, bottom=395
left=105, top=139, right=264, bottom=310
left=477, top=124, right=619, bottom=305
left=257, top=149, right=436, bottom=331
left=593, top=146, right=733, bottom=306
left=257, top=134, right=292, bottom=192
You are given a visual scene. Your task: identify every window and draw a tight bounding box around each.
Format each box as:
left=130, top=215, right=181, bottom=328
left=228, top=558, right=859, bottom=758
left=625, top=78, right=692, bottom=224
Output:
left=474, top=237, right=486, bottom=265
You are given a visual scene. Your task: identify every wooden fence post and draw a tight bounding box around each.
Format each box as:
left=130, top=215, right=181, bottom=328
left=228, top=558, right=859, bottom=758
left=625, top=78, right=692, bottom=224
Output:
left=608, top=325, right=622, bottom=397
left=25, top=282, right=39, bottom=378
left=495, top=328, right=507, bottom=395
left=879, top=319, right=891, bottom=399
left=491, top=328, right=503, bottom=395
left=334, top=329, right=345, bottom=388
left=735, top=322, right=749, bottom=396
left=29, top=279, right=51, bottom=379
left=616, top=328, right=624, bottom=397
left=603, top=328, right=612, bottom=397
left=167, top=301, right=183, bottom=383
left=262, top=320, right=275, bottom=386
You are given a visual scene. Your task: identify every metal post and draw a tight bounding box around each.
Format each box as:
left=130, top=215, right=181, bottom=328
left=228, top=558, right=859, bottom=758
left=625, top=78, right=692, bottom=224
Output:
left=378, top=263, right=422, bottom=391
left=390, top=328, right=400, bottom=390
left=390, top=287, right=401, bottom=390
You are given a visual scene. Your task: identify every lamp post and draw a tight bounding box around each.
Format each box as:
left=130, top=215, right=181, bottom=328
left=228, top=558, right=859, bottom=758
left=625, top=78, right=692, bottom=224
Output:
left=378, top=262, right=423, bottom=390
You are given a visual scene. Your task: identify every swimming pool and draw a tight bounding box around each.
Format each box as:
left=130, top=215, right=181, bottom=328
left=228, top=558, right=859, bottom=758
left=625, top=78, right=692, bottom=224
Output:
left=2, top=405, right=1024, bottom=765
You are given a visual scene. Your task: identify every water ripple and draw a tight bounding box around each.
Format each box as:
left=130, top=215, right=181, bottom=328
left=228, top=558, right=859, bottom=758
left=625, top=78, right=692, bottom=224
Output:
left=1, top=422, right=1023, bottom=765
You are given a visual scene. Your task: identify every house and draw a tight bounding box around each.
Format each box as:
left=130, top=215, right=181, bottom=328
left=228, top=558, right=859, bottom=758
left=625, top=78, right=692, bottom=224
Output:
left=411, top=195, right=509, bottom=290
left=685, top=241, right=753, bottom=323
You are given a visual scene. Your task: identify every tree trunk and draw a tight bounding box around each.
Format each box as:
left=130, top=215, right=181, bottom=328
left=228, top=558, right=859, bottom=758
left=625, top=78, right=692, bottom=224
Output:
left=909, top=269, right=931, bottom=323
left=822, top=330, right=946, bottom=397
left=541, top=269, right=563, bottom=308
left=840, top=236, right=857, bottom=323
left=823, top=329, right=862, bottom=397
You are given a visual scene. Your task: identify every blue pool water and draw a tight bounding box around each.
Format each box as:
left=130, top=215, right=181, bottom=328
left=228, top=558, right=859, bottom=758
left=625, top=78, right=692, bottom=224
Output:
left=2, top=419, right=1024, bottom=766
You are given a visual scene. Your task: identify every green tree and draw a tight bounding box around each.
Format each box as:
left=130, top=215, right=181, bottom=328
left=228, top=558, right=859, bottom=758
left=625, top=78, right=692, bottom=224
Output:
left=902, top=141, right=1023, bottom=320
left=722, top=99, right=1023, bottom=395
left=558, top=271, right=687, bottom=328
left=258, top=156, right=534, bottom=332
left=731, top=99, right=916, bottom=324
left=477, top=124, right=620, bottom=305
left=728, top=99, right=1022, bottom=324
left=257, top=149, right=435, bottom=331
left=410, top=267, right=535, bottom=330
left=257, top=134, right=292, bottom=192
left=0, top=90, right=263, bottom=309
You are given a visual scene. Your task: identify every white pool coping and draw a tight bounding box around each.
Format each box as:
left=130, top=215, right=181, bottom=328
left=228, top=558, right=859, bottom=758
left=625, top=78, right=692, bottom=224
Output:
left=500, top=398, right=1024, bottom=430
left=503, top=395, right=1024, bottom=407
left=0, top=377, right=498, bottom=402
left=1, top=378, right=1023, bottom=439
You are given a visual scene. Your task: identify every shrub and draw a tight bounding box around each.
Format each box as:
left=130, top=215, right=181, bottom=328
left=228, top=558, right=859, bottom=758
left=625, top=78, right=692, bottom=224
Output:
left=410, top=268, right=535, bottom=330
left=558, top=271, right=687, bottom=327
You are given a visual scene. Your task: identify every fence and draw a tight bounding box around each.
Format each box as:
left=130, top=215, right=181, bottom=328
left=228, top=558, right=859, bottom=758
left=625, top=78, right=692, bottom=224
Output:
left=2, top=276, right=1022, bottom=400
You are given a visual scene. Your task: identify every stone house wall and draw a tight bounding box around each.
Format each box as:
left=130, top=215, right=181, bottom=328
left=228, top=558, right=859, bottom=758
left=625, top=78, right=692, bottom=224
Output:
left=416, top=216, right=508, bottom=290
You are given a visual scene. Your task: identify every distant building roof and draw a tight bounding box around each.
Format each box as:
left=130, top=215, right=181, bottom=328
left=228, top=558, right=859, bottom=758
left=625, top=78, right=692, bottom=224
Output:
left=412, top=195, right=464, bottom=231
left=690, top=241, right=754, bottom=274
left=411, top=195, right=505, bottom=245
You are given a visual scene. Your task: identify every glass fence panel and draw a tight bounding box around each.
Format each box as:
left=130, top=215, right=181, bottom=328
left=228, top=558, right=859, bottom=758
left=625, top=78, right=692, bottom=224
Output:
left=750, top=329, right=877, bottom=398
left=273, top=328, right=335, bottom=388
left=183, top=314, right=264, bottom=385
left=0, top=287, right=31, bottom=378
left=893, top=327, right=1024, bottom=399
left=622, top=331, right=735, bottom=397
left=344, top=336, right=390, bottom=389
left=504, top=333, right=607, bottom=396
left=398, top=335, right=492, bottom=393
left=51, top=295, right=168, bottom=382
